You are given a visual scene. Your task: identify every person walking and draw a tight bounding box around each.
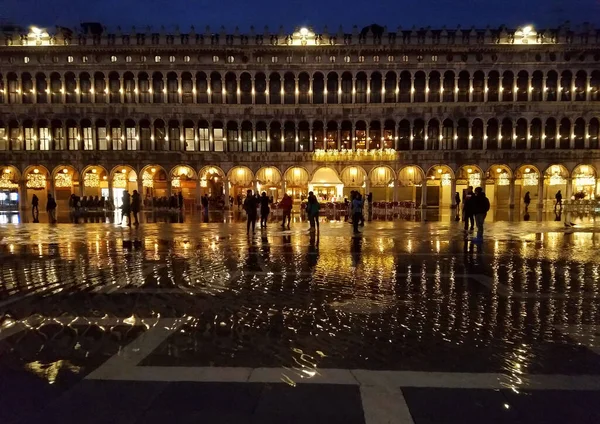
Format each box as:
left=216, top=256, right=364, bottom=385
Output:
left=367, top=192, right=373, bottom=221
left=243, top=189, right=258, bottom=235
left=260, top=191, right=270, bottom=228
left=46, top=193, right=57, bottom=223
left=471, top=187, right=490, bottom=242
left=131, top=190, right=141, bottom=226
left=201, top=194, right=209, bottom=215
left=555, top=190, right=563, bottom=210
left=178, top=192, right=184, bottom=211
left=121, top=191, right=131, bottom=226
left=351, top=193, right=364, bottom=234
left=31, top=194, right=39, bottom=220
left=524, top=192, right=531, bottom=212
left=306, top=191, right=320, bottom=232
left=454, top=192, right=461, bottom=221
left=279, top=193, right=293, bottom=229
left=463, top=186, right=475, bottom=232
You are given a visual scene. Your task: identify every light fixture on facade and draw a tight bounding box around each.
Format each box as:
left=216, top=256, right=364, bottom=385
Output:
left=55, top=173, right=72, bottom=188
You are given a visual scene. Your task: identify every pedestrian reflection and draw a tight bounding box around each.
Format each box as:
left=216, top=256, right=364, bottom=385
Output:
left=307, top=231, right=319, bottom=268
left=555, top=210, right=562, bottom=222
left=351, top=236, right=362, bottom=267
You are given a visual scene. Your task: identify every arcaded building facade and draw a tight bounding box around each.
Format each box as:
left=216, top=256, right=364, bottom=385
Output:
left=1, top=23, right=600, bottom=211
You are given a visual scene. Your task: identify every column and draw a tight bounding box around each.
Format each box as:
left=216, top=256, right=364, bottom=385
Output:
left=47, top=179, right=56, bottom=204
left=167, top=180, right=172, bottom=197
left=137, top=179, right=143, bottom=205
left=338, top=75, right=342, bottom=104
left=468, top=124, right=473, bottom=150
left=134, top=77, right=139, bottom=103
left=586, top=75, right=592, bottom=101
left=450, top=178, right=457, bottom=208
left=537, top=174, right=544, bottom=209
left=366, top=76, right=371, bottom=103
left=527, top=75, right=533, bottom=101
left=78, top=176, right=84, bottom=197
left=420, top=182, right=427, bottom=208
left=585, top=122, right=590, bottom=148
left=309, top=123, right=314, bottom=151
left=542, top=75, right=548, bottom=101
left=409, top=122, right=414, bottom=150
left=512, top=125, right=517, bottom=149
left=91, top=74, right=96, bottom=103
left=207, top=75, right=212, bottom=104
left=75, top=77, right=81, bottom=103
left=119, top=76, right=124, bottom=103
left=149, top=76, right=154, bottom=104
left=570, top=124, right=575, bottom=149
left=178, top=74, right=183, bottom=103
left=223, top=177, right=230, bottom=208
left=555, top=126, right=560, bottom=149
left=309, top=77, right=313, bottom=104
left=527, top=123, right=532, bottom=149
left=60, top=74, right=66, bottom=103
left=282, top=179, right=287, bottom=196
left=18, top=180, right=26, bottom=212
left=251, top=77, right=256, bottom=104
left=352, top=76, right=356, bottom=104
left=294, top=77, right=299, bottom=104
left=454, top=77, right=459, bottom=102
left=195, top=181, right=202, bottom=210
left=484, top=76, right=489, bottom=102
left=192, top=76, right=197, bottom=104
left=566, top=177, right=573, bottom=200
left=508, top=177, right=516, bottom=209
left=337, top=127, right=342, bottom=150
left=393, top=179, right=399, bottom=202
left=468, top=77, right=473, bottom=102
left=236, top=75, right=241, bottom=104
left=410, top=76, right=415, bottom=103
left=295, top=123, right=299, bottom=152
left=425, top=76, right=430, bottom=102
left=351, top=122, right=356, bottom=150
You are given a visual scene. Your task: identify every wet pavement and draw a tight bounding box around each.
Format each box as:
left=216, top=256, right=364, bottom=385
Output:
left=1, top=216, right=600, bottom=423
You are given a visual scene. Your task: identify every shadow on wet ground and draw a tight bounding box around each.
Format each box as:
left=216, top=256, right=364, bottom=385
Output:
left=1, top=219, right=600, bottom=422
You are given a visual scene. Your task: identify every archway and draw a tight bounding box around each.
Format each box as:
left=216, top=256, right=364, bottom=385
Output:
left=311, top=167, right=344, bottom=202
left=109, top=166, right=138, bottom=209
left=81, top=165, right=109, bottom=202
left=52, top=165, right=81, bottom=210
left=486, top=164, right=513, bottom=207
left=256, top=166, right=283, bottom=202
left=544, top=165, right=569, bottom=206
left=397, top=166, right=425, bottom=204
left=0, top=166, right=20, bottom=210
left=23, top=165, right=50, bottom=212
left=227, top=166, right=254, bottom=201
left=340, top=166, right=367, bottom=199
left=284, top=167, right=310, bottom=202
left=426, top=165, right=455, bottom=207
left=170, top=165, right=198, bottom=210
left=198, top=166, right=225, bottom=199
left=368, top=166, right=396, bottom=202
left=140, top=165, right=169, bottom=202
left=572, top=164, right=597, bottom=199
left=515, top=165, right=541, bottom=209
left=455, top=165, right=484, bottom=203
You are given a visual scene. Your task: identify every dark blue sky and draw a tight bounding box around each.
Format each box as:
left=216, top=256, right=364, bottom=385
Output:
left=1, top=0, right=598, bottom=31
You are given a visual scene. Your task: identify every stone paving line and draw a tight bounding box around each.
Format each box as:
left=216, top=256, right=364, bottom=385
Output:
left=3, top=316, right=600, bottom=423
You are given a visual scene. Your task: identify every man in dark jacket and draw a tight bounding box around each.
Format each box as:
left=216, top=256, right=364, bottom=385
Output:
left=463, top=186, right=475, bottom=231
left=471, top=187, right=490, bottom=242
left=131, top=190, right=141, bottom=226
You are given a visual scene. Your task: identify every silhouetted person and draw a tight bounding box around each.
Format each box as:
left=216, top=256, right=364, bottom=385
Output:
left=31, top=194, right=39, bottom=220
left=121, top=191, right=131, bottom=226
left=524, top=192, right=531, bottom=212
left=46, top=193, right=57, bottom=223
left=471, top=187, right=490, bottom=242
left=351, top=193, right=363, bottom=234
left=279, top=193, right=293, bottom=229
left=463, top=186, right=475, bottom=232
left=178, top=192, right=184, bottom=210
left=260, top=191, right=270, bottom=228
left=555, top=190, right=563, bottom=210
left=306, top=191, right=320, bottom=232
left=131, top=190, right=141, bottom=226
left=243, top=189, right=257, bottom=235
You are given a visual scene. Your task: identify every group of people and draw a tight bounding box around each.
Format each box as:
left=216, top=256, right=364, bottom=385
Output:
left=120, top=190, right=142, bottom=226
left=350, top=191, right=367, bottom=234
left=31, top=193, right=57, bottom=224
left=68, top=194, right=114, bottom=212
left=456, top=186, right=491, bottom=242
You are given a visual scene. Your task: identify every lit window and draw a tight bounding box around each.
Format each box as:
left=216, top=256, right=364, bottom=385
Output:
left=431, top=55, right=438, bottom=62
left=373, top=55, right=380, bottom=62
left=344, top=56, right=350, bottom=63
left=315, top=55, right=322, bottom=63
left=111, top=55, right=117, bottom=62
left=125, top=56, right=132, bottom=63
left=329, top=55, right=336, bottom=63
left=402, top=55, right=408, bottom=62
left=24, top=56, right=29, bottom=63
left=213, top=55, right=219, bottom=63
left=300, top=56, right=307, bottom=63
left=256, top=56, right=263, bottom=63
left=140, top=56, right=147, bottom=62
left=227, top=55, right=234, bottom=63
left=417, top=55, right=423, bottom=62
left=184, top=55, right=190, bottom=62
left=52, top=57, right=59, bottom=63
left=154, top=55, right=161, bottom=62
left=271, top=56, right=278, bottom=63
left=169, top=56, right=176, bottom=63
left=82, top=56, right=88, bottom=63
left=67, top=56, right=73, bottom=63
left=286, top=56, right=292, bottom=63
left=388, top=55, right=395, bottom=62
left=358, top=55, right=364, bottom=63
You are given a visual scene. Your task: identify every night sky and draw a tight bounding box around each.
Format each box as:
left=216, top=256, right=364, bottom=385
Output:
left=1, top=0, right=598, bottom=31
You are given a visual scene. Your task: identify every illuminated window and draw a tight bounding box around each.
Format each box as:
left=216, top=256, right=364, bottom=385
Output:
left=169, top=55, right=175, bottom=63
left=24, top=56, right=29, bottom=63
left=402, top=55, right=408, bottom=62
left=140, top=56, right=147, bottom=62
left=271, top=56, right=278, bottom=63
left=52, top=56, right=59, bottom=63
left=256, top=56, right=263, bottom=63
left=431, top=55, right=438, bottom=62
left=184, top=55, right=190, bottom=62
left=227, top=55, right=234, bottom=63
left=329, top=55, right=336, bottom=63
left=315, top=55, right=322, bottom=63
left=388, top=55, right=395, bottom=62
left=111, top=55, right=117, bottom=62
left=286, top=56, right=292, bottom=63
left=154, top=55, right=161, bottom=62
left=373, top=55, right=380, bottom=62
left=82, top=56, right=88, bottom=63
left=125, top=56, right=132, bottom=63
left=67, top=56, right=73, bottom=63
left=213, top=55, right=219, bottom=63
left=344, top=55, right=350, bottom=63
left=358, top=55, right=364, bottom=63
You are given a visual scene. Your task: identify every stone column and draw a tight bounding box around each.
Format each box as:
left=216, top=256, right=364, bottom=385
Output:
left=75, top=77, right=81, bottom=103
left=337, top=127, right=342, bottom=150
left=134, top=77, right=139, bottom=103
left=585, top=122, right=590, bottom=148
left=207, top=75, right=212, bottom=104
left=566, top=177, right=573, bottom=201
left=178, top=74, right=183, bottom=103
left=352, top=76, right=356, bottom=104
left=251, top=77, right=256, bottom=104
left=309, top=77, right=313, bottom=104
left=149, top=77, right=154, bottom=104
left=393, top=179, right=399, bottom=202
left=512, top=125, right=517, bottom=149
left=119, top=76, right=124, bottom=103
left=542, top=75, right=548, bottom=101
left=192, top=76, right=197, bottom=104
left=18, top=180, right=26, bottom=212
left=410, top=76, right=415, bottom=103
left=338, top=75, right=342, bottom=104
left=236, top=75, right=241, bottom=104
left=294, top=77, right=299, bottom=104
left=508, top=177, right=516, bottom=209
left=450, top=178, right=457, bottom=208
left=468, top=124, right=473, bottom=150
left=527, top=123, right=532, bottom=149
left=366, top=76, right=371, bottom=103
left=195, top=181, right=202, bottom=210
left=454, top=76, right=459, bottom=102
left=537, top=174, right=544, bottom=209
left=527, top=75, right=533, bottom=101
left=425, top=76, right=430, bottom=103
left=555, top=126, right=560, bottom=149
left=586, top=75, right=592, bottom=101
left=167, top=180, right=172, bottom=198
left=309, top=123, right=314, bottom=151
left=351, top=122, right=356, bottom=150
left=60, top=74, right=66, bottom=103
left=570, top=124, right=575, bottom=149
left=420, top=182, right=427, bottom=208
left=468, top=77, right=473, bottom=102
left=483, top=76, right=489, bottom=102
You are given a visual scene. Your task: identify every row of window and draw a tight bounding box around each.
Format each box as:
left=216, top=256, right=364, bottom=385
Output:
left=1, top=116, right=598, bottom=152
left=11, top=51, right=594, bottom=65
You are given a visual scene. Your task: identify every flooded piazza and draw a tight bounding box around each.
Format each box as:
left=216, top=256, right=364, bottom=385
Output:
left=1, top=213, right=600, bottom=423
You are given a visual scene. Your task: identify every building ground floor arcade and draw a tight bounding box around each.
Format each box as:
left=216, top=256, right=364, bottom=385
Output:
left=1, top=153, right=599, bottom=212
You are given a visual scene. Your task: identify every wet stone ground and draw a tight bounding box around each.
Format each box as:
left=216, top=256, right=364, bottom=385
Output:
left=1, top=217, right=600, bottom=423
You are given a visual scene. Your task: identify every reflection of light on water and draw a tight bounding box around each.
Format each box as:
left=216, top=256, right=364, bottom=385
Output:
left=25, top=360, right=82, bottom=384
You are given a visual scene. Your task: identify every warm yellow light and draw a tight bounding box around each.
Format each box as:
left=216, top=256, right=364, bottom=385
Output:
left=30, top=26, right=42, bottom=35
left=525, top=167, right=530, bottom=173
left=103, top=176, right=107, bottom=180
left=350, top=167, right=358, bottom=176
left=300, top=27, right=309, bottom=37
left=62, top=168, right=68, bottom=174
left=496, top=168, right=502, bottom=173
left=581, top=165, right=589, bottom=173
left=151, top=167, right=156, bottom=173
left=4, top=169, right=10, bottom=174
left=437, top=169, right=442, bottom=174
left=237, top=168, right=244, bottom=177
left=121, top=168, right=127, bottom=174
left=33, top=168, right=39, bottom=174
left=522, top=25, right=532, bottom=35
left=92, top=168, right=97, bottom=174
left=467, top=168, right=473, bottom=174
